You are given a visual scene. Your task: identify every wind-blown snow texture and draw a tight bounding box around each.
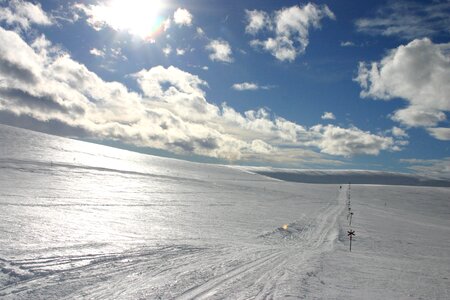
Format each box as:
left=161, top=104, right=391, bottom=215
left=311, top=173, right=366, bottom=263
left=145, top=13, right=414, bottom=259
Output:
left=0, top=124, right=449, bottom=299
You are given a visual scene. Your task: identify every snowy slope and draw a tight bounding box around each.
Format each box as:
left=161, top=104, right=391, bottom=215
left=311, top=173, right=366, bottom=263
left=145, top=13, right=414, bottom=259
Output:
left=0, top=124, right=449, bottom=299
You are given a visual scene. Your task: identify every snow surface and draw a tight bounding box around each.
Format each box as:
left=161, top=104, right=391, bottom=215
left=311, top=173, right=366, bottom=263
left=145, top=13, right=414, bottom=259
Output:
left=0, top=124, right=449, bottom=299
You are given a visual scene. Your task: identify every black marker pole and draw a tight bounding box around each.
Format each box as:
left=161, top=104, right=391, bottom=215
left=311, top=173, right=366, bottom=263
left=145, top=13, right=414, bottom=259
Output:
left=347, top=230, right=355, bottom=252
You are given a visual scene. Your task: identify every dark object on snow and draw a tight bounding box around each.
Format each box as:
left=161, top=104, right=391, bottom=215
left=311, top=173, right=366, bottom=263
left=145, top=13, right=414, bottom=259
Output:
left=348, top=230, right=355, bottom=252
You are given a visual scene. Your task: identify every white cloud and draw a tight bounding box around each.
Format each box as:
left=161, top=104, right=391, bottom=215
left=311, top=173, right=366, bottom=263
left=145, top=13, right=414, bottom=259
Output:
left=206, top=39, right=233, bottom=63
left=391, top=126, right=408, bottom=138
left=427, top=127, right=450, bottom=141
left=232, top=82, right=274, bottom=91
left=321, top=112, right=335, bottom=120
left=173, top=8, right=192, bottom=27
left=356, top=1, right=450, bottom=40
left=202, top=66, right=209, bottom=71
left=250, top=36, right=297, bottom=62
left=88, top=47, right=126, bottom=63
left=162, top=45, right=172, bottom=56
left=246, top=3, right=335, bottom=62
left=0, top=27, right=402, bottom=164
left=401, top=157, right=450, bottom=180
left=90, top=48, right=105, bottom=57
left=196, top=27, right=205, bottom=36
left=110, top=47, right=127, bottom=61
left=307, top=125, right=399, bottom=156
left=250, top=139, right=273, bottom=154
left=340, top=41, right=355, bottom=47
left=245, top=10, right=270, bottom=35
left=391, top=107, right=446, bottom=128
left=0, top=0, right=52, bottom=30
left=355, top=38, right=450, bottom=138
left=176, top=48, right=186, bottom=56
left=232, top=82, right=258, bottom=91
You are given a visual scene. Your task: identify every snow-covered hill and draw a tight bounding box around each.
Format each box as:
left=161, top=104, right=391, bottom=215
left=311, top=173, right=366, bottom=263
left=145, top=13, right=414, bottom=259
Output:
left=237, top=167, right=450, bottom=187
left=0, top=125, right=449, bottom=299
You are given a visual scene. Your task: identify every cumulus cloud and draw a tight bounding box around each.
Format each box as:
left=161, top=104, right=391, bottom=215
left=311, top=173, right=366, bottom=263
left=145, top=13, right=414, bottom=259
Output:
left=173, top=8, right=193, bottom=26
left=232, top=82, right=258, bottom=91
left=321, top=112, right=335, bottom=120
left=340, top=41, right=355, bottom=47
left=0, top=0, right=52, bottom=30
left=307, top=125, right=399, bottom=156
left=391, top=107, right=446, bottom=128
left=245, top=10, right=270, bottom=35
left=355, top=38, right=450, bottom=138
left=0, top=27, right=402, bottom=164
left=206, top=39, right=233, bottom=63
left=110, top=47, right=127, bottom=61
left=162, top=45, right=172, bottom=56
left=231, top=82, right=274, bottom=91
left=246, top=3, right=335, bottom=62
left=391, top=126, right=408, bottom=138
left=427, top=127, right=450, bottom=141
left=89, top=47, right=126, bottom=63
left=356, top=0, right=450, bottom=40
left=90, top=48, right=105, bottom=57
left=196, top=27, right=205, bottom=37
left=176, top=48, right=186, bottom=56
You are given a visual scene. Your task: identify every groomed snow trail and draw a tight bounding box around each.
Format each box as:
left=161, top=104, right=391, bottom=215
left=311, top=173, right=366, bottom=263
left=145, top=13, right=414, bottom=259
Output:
left=175, top=186, right=347, bottom=299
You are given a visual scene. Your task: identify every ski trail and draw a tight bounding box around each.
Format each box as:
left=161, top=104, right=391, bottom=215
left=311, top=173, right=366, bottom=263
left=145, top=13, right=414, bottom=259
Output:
left=308, top=186, right=346, bottom=250
left=258, top=186, right=347, bottom=299
left=175, top=252, right=284, bottom=300
left=176, top=186, right=347, bottom=299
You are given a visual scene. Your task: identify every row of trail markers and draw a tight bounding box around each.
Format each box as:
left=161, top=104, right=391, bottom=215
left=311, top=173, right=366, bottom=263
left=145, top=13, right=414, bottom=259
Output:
left=345, top=183, right=356, bottom=252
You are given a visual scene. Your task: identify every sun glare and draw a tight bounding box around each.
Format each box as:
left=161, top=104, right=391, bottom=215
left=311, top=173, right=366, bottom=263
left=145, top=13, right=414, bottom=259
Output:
left=91, top=0, right=166, bottom=40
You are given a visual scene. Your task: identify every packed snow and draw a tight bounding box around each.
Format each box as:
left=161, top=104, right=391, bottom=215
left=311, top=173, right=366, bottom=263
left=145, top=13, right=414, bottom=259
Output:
left=0, top=124, right=449, bottom=299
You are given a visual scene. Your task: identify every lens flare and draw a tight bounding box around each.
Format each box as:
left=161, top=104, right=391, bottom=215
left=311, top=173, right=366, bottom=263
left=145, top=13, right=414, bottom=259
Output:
left=87, top=0, right=167, bottom=40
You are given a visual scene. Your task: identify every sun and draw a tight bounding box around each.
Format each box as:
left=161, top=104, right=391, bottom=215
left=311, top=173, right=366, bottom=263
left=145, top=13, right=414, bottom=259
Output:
left=90, top=0, right=167, bottom=40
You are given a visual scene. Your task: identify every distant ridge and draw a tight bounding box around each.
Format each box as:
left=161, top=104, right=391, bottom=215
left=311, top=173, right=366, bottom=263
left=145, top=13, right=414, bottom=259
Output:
left=239, top=168, right=450, bottom=187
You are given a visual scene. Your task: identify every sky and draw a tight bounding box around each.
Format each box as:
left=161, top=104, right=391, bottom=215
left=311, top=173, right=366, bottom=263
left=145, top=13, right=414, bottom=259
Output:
left=0, top=0, right=449, bottom=178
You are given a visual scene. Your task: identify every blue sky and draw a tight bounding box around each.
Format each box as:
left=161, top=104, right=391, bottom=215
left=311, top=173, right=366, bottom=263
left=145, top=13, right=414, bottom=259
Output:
left=0, top=0, right=449, bottom=178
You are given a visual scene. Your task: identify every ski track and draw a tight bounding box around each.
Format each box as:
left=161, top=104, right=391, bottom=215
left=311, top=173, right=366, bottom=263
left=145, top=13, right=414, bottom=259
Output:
left=0, top=186, right=347, bottom=299
left=174, top=186, right=347, bottom=299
